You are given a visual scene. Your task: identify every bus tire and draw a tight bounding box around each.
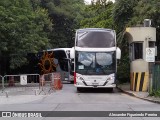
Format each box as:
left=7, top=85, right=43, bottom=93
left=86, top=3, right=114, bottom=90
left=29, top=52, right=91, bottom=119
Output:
left=70, top=81, right=74, bottom=84
left=107, top=88, right=113, bottom=92
left=77, top=87, right=82, bottom=92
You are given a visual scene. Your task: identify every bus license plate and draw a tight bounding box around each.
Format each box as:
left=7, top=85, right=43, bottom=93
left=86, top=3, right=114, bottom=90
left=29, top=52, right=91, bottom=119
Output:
left=92, top=83, right=99, bottom=85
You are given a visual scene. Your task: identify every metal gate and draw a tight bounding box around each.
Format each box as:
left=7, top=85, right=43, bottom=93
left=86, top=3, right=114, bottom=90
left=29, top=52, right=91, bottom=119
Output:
left=0, top=72, right=60, bottom=97
left=2, top=74, right=40, bottom=96
left=152, top=62, right=160, bottom=91
left=0, top=75, right=3, bottom=90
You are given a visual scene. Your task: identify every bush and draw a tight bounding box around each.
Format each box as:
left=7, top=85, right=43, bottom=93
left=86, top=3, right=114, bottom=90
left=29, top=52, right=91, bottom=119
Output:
left=117, top=54, right=130, bottom=84
left=150, top=89, right=160, bottom=97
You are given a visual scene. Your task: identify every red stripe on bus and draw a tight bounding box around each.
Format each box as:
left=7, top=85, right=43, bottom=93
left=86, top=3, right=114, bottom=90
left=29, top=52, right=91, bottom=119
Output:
left=74, top=72, right=76, bottom=84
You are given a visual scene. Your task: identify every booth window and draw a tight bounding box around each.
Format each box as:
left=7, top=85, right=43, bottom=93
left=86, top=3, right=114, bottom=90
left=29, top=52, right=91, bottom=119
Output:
left=130, top=42, right=143, bottom=60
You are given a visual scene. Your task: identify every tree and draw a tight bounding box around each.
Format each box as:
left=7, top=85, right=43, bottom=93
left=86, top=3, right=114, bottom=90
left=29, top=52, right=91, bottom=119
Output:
left=0, top=0, right=52, bottom=70
left=113, top=0, right=160, bottom=81
left=80, top=1, right=114, bottom=28
left=40, top=0, right=86, bottom=48
left=128, top=0, right=160, bottom=60
left=113, top=0, right=138, bottom=45
left=112, top=0, right=139, bottom=82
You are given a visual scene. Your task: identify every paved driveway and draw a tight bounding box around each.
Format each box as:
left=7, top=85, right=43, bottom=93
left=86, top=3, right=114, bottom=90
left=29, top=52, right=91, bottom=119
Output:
left=0, top=83, right=160, bottom=120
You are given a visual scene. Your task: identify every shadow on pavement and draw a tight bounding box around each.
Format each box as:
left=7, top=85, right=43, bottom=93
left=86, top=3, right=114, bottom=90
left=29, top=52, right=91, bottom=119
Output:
left=76, top=88, right=121, bottom=93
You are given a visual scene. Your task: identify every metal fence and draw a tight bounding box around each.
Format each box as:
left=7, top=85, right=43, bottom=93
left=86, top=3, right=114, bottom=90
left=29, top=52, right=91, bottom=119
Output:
left=0, top=72, right=63, bottom=97
left=39, top=73, right=55, bottom=95
left=0, top=75, right=3, bottom=91
left=2, top=74, right=40, bottom=96
left=152, top=62, right=160, bottom=91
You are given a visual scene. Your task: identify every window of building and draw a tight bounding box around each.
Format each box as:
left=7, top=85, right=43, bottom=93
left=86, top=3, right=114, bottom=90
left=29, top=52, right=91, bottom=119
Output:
left=130, top=42, right=143, bottom=61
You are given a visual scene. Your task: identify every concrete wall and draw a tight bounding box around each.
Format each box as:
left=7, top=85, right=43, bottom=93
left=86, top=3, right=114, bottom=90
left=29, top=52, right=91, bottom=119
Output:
left=125, top=27, right=156, bottom=73
left=126, top=27, right=156, bottom=43
left=131, top=60, right=148, bottom=72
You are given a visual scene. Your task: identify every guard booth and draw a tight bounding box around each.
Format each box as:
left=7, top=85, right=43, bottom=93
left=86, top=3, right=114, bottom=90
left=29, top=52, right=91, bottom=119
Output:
left=125, top=20, right=156, bottom=92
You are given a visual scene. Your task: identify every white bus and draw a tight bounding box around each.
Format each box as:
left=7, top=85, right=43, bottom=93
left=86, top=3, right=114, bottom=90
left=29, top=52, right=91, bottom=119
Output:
left=47, top=48, right=74, bottom=83
left=70, top=28, right=121, bottom=91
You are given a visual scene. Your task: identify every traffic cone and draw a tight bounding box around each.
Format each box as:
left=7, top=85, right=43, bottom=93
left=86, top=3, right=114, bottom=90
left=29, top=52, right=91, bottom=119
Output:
left=54, top=73, right=63, bottom=90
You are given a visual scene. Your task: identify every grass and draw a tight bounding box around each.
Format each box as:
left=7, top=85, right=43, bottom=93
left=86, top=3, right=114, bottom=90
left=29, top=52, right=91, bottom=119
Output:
left=150, top=89, right=160, bottom=97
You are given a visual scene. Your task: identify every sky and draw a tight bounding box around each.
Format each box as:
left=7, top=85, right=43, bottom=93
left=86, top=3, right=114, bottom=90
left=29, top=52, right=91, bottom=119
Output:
left=84, top=0, right=115, bottom=4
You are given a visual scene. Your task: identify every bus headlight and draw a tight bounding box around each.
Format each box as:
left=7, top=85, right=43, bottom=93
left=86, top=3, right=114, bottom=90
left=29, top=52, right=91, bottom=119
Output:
left=77, top=76, right=84, bottom=81
left=79, top=77, right=84, bottom=81
left=107, top=74, right=115, bottom=81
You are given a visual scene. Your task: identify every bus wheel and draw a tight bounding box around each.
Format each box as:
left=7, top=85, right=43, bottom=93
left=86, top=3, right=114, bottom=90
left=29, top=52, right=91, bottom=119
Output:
left=70, top=81, right=74, bottom=84
left=77, top=87, right=82, bottom=92
left=107, top=88, right=113, bottom=92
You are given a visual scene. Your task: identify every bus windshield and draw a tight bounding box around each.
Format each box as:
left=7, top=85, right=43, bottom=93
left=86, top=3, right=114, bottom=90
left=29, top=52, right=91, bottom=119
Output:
left=53, top=50, right=69, bottom=72
left=76, top=31, right=115, bottom=48
left=75, top=51, right=116, bottom=75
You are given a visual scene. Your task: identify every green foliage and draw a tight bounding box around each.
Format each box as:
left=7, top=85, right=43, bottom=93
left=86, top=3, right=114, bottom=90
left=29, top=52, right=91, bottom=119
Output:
left=0, top=0, right=52, bottom=69
left=0, top=0, right=160, bottom=80
left=117, top=53, right=130, bottom=83
left=80, top=1, right=114, bottom=28
left=113, top=0, right=160, bottom=83
left=41, top=0, right=86, bottom=48
left=150, top=89, right=160, bottom=97
left=113, top=0, right=138, bottom=32
left=127, top=0, right=160, bottom=60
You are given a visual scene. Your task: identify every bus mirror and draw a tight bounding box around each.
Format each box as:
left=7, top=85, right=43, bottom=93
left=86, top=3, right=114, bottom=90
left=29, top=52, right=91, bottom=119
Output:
left=116, top=47, right=121, bottom=59
left=63, top=58, right=71, bottom=61
left=63, top=58, right=71, bottom=60
left=70, top=47, right=75, bottom=59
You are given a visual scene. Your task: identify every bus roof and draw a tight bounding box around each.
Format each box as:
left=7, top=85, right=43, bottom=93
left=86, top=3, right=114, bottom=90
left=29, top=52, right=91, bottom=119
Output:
left=76, top=28, right=114, bottom=32
left=47, top=48, right=72, bottom=52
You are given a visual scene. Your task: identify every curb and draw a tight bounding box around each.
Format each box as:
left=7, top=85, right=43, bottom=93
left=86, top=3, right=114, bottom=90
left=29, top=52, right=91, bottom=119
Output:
left=117, top=87, right=160, bottom=104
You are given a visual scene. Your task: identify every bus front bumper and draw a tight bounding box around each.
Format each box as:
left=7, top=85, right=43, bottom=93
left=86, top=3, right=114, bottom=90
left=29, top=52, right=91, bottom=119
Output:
left=74, top=83, right=116, bottom=88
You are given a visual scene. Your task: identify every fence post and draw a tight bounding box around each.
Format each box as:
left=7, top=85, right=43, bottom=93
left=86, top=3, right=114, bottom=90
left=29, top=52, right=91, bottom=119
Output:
left=39, top=75, right=46, bottom=95
left=2, top=76, right=5, bottom=93
left=48, top=73, right=56, bottom=93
